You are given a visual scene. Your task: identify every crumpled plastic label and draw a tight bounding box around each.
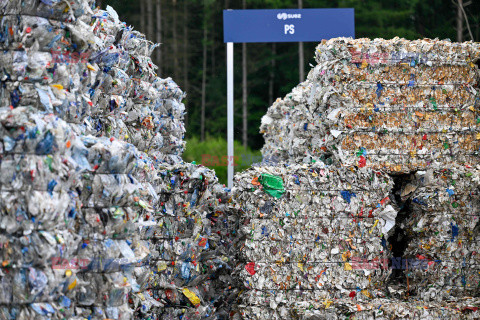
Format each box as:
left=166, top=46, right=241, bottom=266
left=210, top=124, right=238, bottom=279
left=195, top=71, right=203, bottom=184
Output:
left=259, top=173, right=285, bottom=198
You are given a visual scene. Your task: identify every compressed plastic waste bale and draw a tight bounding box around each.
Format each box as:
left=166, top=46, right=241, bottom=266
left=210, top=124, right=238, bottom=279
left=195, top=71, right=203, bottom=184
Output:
left=130, top=162, right=240, bottom=319
left=260, top=38, right=480, bottom=173
left=393, top=165, right=480, bottom=301
left=85, top=7, right=186, bottom=162
left=233, top=298, right=480, bottom=320
left=260, top=80, right=326, bottom=164
left=231, top=163, right=396, bottom=317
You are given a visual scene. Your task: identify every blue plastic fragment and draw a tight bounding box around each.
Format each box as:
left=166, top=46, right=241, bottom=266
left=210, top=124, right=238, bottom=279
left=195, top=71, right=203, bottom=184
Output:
left=340, top=190, right=356, bottom=204
left=451, top=223, right=459, bottom=242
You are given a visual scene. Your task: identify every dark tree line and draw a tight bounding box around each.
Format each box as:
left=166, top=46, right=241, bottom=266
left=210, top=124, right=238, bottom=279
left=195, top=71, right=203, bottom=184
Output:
left=98, top=0, right=480, bottom=151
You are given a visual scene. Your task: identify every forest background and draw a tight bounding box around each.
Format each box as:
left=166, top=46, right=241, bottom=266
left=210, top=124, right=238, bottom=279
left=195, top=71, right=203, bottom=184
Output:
left=96, top=0, right=480, bottom=183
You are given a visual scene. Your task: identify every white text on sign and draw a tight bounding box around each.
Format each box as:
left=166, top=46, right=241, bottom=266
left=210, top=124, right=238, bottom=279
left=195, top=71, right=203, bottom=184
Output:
left=284, top=24, right=295, bottom=34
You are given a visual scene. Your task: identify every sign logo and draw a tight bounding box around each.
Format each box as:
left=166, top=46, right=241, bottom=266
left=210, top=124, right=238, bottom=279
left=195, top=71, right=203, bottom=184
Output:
left=277, top=12, right=302, bottom=20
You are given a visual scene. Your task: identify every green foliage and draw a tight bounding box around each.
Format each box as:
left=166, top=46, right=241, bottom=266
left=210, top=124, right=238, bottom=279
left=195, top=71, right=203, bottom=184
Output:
left=338, top=0, right=421, bottom=40
left=182, top=136, right=262, bottom=185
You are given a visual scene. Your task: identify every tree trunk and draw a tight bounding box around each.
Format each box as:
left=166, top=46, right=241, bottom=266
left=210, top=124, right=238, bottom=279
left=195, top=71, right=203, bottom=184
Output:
left=269, top=43, right=276, bottom=106
left=298, top=0, right=304, bottom=82
left=173, top=0, right=179, bottom=79
left=242, top=0, right=247, bottom=150
left=201, top=3, right=208, bottom=142
left=183, top=0, right=189, bottom=127
left=147, top=0, right=154, bottom=40
left=140, top=0, right=146, bottom=34
left=457, top=0, right=463, bottom=42
left=156, top=0, right=162, bottom=76
left=299, top=42, right=304, bottom=81
left=211, top=21, right=216, bottom=77
left=476, top=20, right=479, bottom=42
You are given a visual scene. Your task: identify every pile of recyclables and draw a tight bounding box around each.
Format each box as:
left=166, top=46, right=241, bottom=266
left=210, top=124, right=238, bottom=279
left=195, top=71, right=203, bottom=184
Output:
left=232, top=38, right=480, bottom=319
left=3, top=1, right=480, bottom=319
left=0, top=1, right=237, bottom=319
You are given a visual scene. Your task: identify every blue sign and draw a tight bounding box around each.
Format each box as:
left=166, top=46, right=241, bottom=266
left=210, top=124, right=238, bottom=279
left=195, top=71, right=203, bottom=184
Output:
left=223, top=8, right=354, bottom=43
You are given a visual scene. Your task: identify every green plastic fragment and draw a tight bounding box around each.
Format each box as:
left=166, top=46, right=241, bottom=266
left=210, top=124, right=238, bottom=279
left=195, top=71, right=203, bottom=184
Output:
left=430, top=97, right=438, bottom=110
left=44, top=156, right=54, bottom=172
left=259, top=173, right=285, bottom=198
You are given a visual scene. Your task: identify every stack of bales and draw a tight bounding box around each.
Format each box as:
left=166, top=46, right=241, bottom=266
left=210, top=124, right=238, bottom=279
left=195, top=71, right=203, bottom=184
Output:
left=261, top=38, right=480, bottom=172
left=235, top=38, right=480, bottom=319
left=135, top=163, right=239, bottom=319
left=88, top=7, right=186, bottom=163
left=0, top=1, right=237, bottom=319
left=0, top=1, right=137, bottom=319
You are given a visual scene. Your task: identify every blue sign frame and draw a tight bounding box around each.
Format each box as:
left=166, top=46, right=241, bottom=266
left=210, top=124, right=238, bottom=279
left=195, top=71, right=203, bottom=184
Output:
left=223, top=8, right=354, bottom=43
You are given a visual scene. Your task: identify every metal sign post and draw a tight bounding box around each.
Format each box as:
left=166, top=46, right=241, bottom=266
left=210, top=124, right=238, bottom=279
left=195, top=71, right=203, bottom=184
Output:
left=223, top=8, right=355, bottom=188
left=227, top=42, right=234, bottom=190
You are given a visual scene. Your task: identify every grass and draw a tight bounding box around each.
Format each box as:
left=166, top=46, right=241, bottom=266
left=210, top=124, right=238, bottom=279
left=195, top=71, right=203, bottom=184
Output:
left=182, top=136, right=262, bottom=185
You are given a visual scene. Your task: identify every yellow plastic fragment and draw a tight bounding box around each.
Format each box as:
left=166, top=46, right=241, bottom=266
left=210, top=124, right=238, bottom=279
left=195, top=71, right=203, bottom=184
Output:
left=51, top=84, right=64, bottom=90
left=297, top=262, right=304, bottom=272
left=361, top=289, right=372, bottom=298
left=67, top=278, right=77, bottom=290
left=87, top=63, right=97, bottom=71
left=369, top=220, right=379, bottom=233
left=323, top=298, right=333, bottom=308
left=182, top=288, right=201, bottom=306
